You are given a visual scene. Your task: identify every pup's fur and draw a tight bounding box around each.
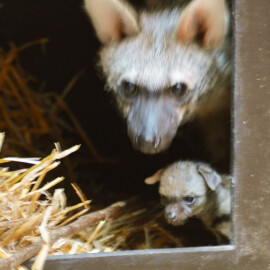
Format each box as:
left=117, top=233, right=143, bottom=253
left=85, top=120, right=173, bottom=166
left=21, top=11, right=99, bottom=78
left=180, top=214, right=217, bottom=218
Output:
left=145, top=161, right=231, bottom=243
left=84, top=0, right=231, bottom=155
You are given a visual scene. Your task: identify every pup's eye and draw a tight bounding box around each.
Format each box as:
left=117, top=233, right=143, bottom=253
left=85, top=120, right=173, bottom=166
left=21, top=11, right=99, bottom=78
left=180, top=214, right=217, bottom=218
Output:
left=118, top=80, right=139, bottom=99
left=183, top=196, right=195, bottom=204
left=170, top=82, right=188, bottom=97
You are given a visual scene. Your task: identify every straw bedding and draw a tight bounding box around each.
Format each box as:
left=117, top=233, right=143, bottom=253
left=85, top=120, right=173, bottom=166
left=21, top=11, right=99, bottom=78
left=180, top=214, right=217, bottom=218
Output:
left=0, top=43, right=181, bottom=269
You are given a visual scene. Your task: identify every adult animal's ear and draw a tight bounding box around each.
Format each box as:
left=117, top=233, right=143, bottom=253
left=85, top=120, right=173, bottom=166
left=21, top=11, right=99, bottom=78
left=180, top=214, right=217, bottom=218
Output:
left=175, top=0, right=228, bottom=49
left=197, top=164, right=222, bottom=191
left=84, top=0, right=139, bottom=44
left=145, top=169, right=164, bottom=185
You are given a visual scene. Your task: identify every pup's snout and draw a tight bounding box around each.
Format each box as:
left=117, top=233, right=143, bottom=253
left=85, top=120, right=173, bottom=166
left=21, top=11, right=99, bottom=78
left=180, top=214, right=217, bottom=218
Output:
left=164, top=206, right=178, bottom=222
left=164, top=204, right=187, bottom=226
left=166, top=211, right=177, bottom=220
left=135, top=134, right=161, bottom=151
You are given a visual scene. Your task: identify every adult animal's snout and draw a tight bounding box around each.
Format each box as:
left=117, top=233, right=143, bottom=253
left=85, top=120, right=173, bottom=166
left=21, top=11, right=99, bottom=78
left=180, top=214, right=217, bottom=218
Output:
left=127, top=96, right=181, bottom=154
left=135, top=134, right=161, bottom=150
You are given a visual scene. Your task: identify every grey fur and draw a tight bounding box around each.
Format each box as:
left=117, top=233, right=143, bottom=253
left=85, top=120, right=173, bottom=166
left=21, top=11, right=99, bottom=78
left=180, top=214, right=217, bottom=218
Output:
left=84, top=0, right=231, bottom=154
left=145, top=161, right=232, bottom=243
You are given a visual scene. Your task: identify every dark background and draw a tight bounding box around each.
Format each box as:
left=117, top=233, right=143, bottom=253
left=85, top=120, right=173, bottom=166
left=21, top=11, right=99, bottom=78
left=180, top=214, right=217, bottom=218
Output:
left=0, top=0, right=230, bottom=206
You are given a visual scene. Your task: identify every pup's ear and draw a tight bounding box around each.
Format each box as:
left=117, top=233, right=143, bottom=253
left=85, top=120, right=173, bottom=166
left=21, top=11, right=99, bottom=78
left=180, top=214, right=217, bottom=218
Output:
left=197, top=164, right=222, bottom=191
left=176, top=0, right=228, bottom=49
left=145, top=169, right=164, bottom=185
left=84, top=0, right=139, bottom=44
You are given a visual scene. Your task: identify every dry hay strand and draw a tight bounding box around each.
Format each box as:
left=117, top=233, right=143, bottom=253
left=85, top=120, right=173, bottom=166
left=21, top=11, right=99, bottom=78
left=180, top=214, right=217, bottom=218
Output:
left=51, top=199, right=182, bottom=256
left=0, top=133, right=91, bottom=269
left=0, top=134, right=182, bottom=269
left=0, top=41, right=183, bottom=269
left=0, top=40, right=115, bottom=165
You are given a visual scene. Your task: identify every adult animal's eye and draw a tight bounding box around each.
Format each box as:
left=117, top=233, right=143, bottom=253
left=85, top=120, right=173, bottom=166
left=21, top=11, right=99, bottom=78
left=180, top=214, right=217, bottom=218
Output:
left=118, top=80, right=139, bottom=99
left=170, top=82, right=188, bottom=97
left=183, top=196, right=195, bottom=205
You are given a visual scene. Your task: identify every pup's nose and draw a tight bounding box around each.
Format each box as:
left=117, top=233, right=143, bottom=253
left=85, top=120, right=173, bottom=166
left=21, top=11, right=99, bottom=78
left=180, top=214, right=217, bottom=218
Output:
left=135, top=134, right=161, bottom=150
left=166, top=211, right=176, bottom=220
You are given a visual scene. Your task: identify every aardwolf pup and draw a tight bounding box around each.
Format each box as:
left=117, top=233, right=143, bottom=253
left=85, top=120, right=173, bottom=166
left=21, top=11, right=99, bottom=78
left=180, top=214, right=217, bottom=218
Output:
left=145, top=161, right=232, bottom=243
left=84, top=0, right=231, bottom=154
